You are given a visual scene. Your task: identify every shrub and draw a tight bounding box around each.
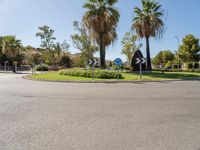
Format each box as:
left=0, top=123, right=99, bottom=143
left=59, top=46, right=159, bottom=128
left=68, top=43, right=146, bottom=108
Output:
left=35, top=64, right=49, bottom=71
left=59, top=68, right=123, bottom=79
left=185, top=62, right=199, bottom=69
left=59, top=55, right=71, bottom=67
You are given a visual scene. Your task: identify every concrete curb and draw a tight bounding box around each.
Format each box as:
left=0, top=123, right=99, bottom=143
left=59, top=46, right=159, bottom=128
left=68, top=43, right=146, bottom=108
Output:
left=22, top=75, right=200, bottom=84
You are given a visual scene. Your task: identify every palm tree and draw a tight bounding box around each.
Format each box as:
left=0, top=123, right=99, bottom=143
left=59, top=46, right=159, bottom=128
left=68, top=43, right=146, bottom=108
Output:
left=132, top=0, right=165, bottom=71
left=83, top=0, right=120, bottom=68
left=2, top=36, right=22, bottom=72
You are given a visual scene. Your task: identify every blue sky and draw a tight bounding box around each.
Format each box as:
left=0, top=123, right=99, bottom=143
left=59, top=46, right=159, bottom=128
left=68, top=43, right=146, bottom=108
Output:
left=0, top=0, right=200, bottom=61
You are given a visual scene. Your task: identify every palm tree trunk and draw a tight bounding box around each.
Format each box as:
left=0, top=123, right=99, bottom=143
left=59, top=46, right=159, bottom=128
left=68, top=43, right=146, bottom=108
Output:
left=99, top=33, right=106, bottom=69
left=146, top=37, right=152, bottom=71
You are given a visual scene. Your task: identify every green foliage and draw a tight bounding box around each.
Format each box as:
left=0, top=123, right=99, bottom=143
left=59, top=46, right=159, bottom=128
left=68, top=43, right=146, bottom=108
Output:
left=152, top=50, right=175, bottom=68
left=83, top=0, right=120, bottom=68
left=0, top=35, right=24, bottom=69
left=61, top=40, right=70, bottom=53
left=35, top=64, right=49, bottom=71
left=132, top=0, right=165, bottom=71
left=185, top=62, right=200, bottom=69
left=59, top=68, right=123, bottom=79
left=0, top=54, right=9, bottom=64
left=178, top=34, right=200, bottom=63
left=60, top=55, right=71, bottom=67
left=121, top=32, right=142, bottom=66
left=14, top=54, right=25, bottom=66
left=71, top=55, right=86, bottom=68
left=36, top=25, right=56, bottom=51
left=71, top=21, right=98, bottom=62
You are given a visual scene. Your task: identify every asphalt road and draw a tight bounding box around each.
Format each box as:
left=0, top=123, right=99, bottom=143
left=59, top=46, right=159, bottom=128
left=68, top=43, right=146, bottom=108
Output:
left=0, top=73, right=200, bottom=150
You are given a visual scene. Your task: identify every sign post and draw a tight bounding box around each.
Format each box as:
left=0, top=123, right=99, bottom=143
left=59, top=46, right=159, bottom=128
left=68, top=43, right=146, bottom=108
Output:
left=136, top=58, right=146, bottom=79
left=88, top=59, right=98, bottom=80
left=13, top=61, right=18, bottom=73
left=114, top=58, right=123, bottom=80
left=32, top=63, right=36, bottom=75
left=4, top=61, right=9, bottom=71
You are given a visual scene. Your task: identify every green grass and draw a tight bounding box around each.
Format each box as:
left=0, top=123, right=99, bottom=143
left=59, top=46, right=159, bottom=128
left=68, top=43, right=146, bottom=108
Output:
left=29, top=70, right=200, bottom=81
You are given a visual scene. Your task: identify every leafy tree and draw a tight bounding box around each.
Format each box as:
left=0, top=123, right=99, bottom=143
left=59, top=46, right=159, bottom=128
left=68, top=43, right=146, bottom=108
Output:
left=177, top=34, right=200, bottom=63
left=0, top=36, right=23, bottom=72
left=36, top=25, right=56, bottom=51
left=71, top=21, right=98, bottom=64
left=0, top=36, right=22, bottom=58
left=83, top=0, right=120, bottom=68
left=61, top=40, right=70, bottom=53
left=132, top=0, right=165, bottom=71
left=52, top=42, right=62, bottom=65
left=121, top=32, right=142, bottom=66
left=152, top=50, right=175, bottom=67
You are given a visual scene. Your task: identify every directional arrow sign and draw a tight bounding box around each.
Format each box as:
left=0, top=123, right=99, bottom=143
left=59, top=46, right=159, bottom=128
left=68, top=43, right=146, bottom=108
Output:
left=136, top=58, right=146, bottom=64
left=88, top=59, right=98, bottom=66
left=141, top=58, right=146, bottom=64
left=93, top=59, right=98, bottom=66
left=136, top=58, right=141, bottom=64
left=88, top=59, right=93, bottom=65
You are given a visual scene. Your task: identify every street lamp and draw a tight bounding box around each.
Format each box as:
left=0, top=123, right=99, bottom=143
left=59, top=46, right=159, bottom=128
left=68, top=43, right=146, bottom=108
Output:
left=175, top=36, right=180, bottom=71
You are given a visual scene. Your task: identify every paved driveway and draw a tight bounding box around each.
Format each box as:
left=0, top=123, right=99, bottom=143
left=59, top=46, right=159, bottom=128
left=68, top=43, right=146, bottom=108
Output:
left=0, top=73, right=200, bottom=150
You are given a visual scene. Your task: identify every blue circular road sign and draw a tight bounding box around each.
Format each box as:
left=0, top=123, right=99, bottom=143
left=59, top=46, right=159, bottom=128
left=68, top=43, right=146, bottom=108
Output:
left=114, top=58, right=123, bottom=66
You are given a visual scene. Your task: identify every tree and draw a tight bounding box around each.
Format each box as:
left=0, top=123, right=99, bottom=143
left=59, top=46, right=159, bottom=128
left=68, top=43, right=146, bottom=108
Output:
left=71, top=21, right=98, bottom=64
left=177, top=34, right=200, bottom=63
left=0, top=36, right=23, bottom=72
left=36, top=25, right=56, bottom=51
left=0, top=36, right=22, bottom=57
left=132, top=0, right=165, bottom=71
left=53, top=42, right=62, bottom=65
left=83, top=0, right=120, bottom=68
left=152, top=50, right=175, bottom=68
left=61, top=40, right=70, bottom=53
left=121, top=32, right=142, bottom=66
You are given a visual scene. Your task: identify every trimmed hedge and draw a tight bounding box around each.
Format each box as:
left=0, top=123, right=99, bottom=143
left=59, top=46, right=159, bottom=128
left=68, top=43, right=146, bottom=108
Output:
left=59, top=68, right=123, bottom=79
left=35, top=64, right=49, bottom=71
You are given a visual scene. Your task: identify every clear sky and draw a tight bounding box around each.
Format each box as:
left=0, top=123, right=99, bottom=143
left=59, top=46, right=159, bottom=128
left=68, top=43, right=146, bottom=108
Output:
left=0, top=0, right=200, bottom=61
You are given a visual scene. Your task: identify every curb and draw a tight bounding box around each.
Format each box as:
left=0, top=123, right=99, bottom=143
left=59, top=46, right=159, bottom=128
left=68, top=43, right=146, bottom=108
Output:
left=22, top=75, right=200, bottom=84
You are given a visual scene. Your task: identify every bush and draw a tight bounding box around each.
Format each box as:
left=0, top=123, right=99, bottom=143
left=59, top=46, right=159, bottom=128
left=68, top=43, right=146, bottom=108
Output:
left=186, top=62, right=199, bottom=69
left=59, top=68, right=123, bottom=79
left=35, top=64, right=49, bottom=71
left=59, top=55, right=71, bottom=67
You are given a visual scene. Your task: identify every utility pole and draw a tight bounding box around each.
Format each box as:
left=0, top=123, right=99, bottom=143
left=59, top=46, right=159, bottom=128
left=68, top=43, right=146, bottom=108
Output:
left=175, top=36, right=180, bottom=71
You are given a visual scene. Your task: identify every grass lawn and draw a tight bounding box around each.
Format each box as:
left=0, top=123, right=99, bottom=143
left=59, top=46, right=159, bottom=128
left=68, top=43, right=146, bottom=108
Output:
left=29, top=71, right=200, bottom=81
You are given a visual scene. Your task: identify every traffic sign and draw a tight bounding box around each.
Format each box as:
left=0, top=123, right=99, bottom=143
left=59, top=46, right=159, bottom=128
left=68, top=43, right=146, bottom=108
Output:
left=135, top=58, right=146, bottom=80
left=88, top=59, right=98, bottom=66
left=136, top=58, right=146, bottom=64
left=114, top=58, right=123, bottom=66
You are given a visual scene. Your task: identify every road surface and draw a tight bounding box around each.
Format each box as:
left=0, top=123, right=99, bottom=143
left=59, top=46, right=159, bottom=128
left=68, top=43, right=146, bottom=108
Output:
left=0, top=73, right=200, bottom=150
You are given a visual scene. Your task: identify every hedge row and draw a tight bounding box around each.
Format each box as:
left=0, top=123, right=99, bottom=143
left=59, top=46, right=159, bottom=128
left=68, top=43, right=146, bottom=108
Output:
left=34, top=64, right=49, bottom=71
left=59, top=68, right=123, bottom=79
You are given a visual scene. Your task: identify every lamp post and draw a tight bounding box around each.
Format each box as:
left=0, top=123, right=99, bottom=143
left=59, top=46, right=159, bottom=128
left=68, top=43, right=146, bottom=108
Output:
left=175, top=36, right=180, bottom=71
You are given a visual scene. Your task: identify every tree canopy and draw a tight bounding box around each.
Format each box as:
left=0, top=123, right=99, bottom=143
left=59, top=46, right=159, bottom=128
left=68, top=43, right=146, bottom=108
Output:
left=178, top=34, right=200, bottom=63
left=152, top=50, right=175, bottom=68
left=83, top=0, right=120, bottom=68
left=36, top=25, right=56, bottom=51
left=121, top=32, right=142, bottom=66
left=132, top=0, right=165, bottom=71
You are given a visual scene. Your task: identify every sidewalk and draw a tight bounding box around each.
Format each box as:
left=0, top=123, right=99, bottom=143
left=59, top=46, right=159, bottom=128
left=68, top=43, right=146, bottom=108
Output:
left=0, top=70, right=32, bottom=74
